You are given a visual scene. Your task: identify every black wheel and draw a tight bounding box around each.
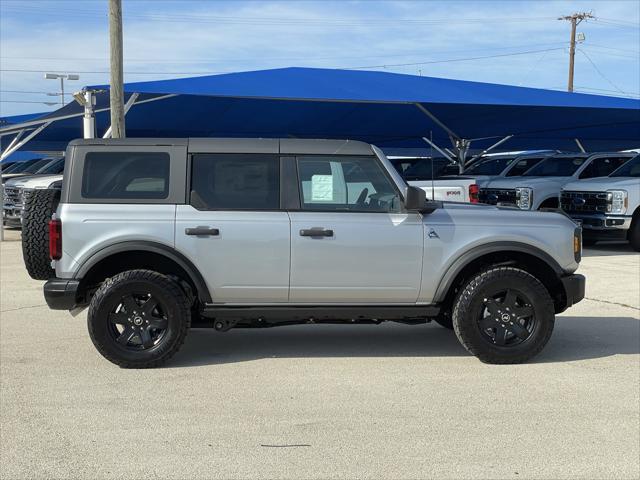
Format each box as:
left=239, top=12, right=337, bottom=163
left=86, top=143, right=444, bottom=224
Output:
left=452, top=267, right=555, bottom=364
left=629, top=213, right=640, bottom=252
left=21, top=188, right=60, bottom=280
left=87, top=270, right=191, bottom=368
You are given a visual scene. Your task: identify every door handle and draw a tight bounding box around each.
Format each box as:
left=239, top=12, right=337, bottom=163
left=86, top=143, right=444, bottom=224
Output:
left=185, top=226, right=220, bottom=236
left=300, top=228, right=333, bottom=237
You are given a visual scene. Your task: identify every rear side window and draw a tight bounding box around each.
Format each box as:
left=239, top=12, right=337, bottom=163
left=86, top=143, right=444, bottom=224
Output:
left=506, top=157, right=545, bottom=176
left=190, top=154, right=279, bottom=210
left=82, top=152, right=170, bottom=199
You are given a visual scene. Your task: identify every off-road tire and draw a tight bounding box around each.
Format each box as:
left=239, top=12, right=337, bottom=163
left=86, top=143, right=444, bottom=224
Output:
left=452, top=267, right=555, bottom=364
left=21, top=188, right=60, bottom=280
left=87, top=270, right=191, bottom=368
left=629, top=213, right=640, bottom=252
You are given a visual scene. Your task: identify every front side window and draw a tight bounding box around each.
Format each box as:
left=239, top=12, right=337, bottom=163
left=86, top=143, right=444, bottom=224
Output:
left=609, top=155, right=640, bottom=177
left=579, top=156, right=634, bottom=179
left=82, top=152, right=170, bottom=199
left=465, top=157, right=513, bottom=175
left=190, top=154, right=279, bottom=210
left=523, top=157, right=586, bottom=177
left=297, top=156, right=401, bottom=212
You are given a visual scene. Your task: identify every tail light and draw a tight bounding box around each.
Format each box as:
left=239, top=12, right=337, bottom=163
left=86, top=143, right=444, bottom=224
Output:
left=49, top=218, right=62, bottom=260
left=469, top=184, right=479, bottom=203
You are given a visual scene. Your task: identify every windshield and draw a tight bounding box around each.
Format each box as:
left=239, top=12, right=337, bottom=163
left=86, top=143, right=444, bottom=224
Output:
left=505, top=157, right=546, bottom=176
left=523, top=156, right=587, bottom=177
left=21, top=158, right=52, bottom=174
left=35, top=158, right=64, bottom=174
left=399, top=158, right=455, bottom=180
left=465, top=157, right=514, bottom=175
left=1, top=158, right=41, bottom=174
left=609, top=155, right=640, bottom=177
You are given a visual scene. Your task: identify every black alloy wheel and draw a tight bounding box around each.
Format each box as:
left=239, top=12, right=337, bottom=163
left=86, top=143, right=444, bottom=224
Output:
left=478, top=288, right=536, bottom=347
left=107, top=293, right=169, bottom=350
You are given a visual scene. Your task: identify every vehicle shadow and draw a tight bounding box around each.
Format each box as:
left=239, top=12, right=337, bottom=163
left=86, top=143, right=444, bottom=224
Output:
left=583, top=242, right=637, bottom=257
left=170, top=315, right=639, bottom=367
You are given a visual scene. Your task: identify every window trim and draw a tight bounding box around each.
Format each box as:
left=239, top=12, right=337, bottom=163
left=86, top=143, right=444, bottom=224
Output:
left=293, top=154, right=406, bottom=214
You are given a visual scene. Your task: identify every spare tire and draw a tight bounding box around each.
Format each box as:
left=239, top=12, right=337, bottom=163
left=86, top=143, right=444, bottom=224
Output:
left=22, top=188, right=60, bottom=280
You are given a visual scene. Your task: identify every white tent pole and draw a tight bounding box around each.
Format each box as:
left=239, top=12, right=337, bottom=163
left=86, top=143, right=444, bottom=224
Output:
left=421, top=137, right=454, bottom=161
left=469, top=135, right=514, bottom=162
left=575, top=138, right=586, bottom=152
left=0, top=122, right=52, bottom=161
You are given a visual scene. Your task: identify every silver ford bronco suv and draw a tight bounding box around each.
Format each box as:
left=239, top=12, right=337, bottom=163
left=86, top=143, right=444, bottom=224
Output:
left=41, top=138, right=585, bottom=368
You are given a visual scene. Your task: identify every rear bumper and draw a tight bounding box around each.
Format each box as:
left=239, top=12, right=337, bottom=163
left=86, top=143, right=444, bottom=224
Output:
left=44, top=278, right=80, bottom=310
left=560, top=274, right=586, bottom=312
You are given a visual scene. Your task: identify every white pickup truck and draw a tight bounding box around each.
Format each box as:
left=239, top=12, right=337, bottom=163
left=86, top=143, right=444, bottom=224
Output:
left=561, top=154, right=640, bottom=250
left=389, top=157, right=478, bottom=203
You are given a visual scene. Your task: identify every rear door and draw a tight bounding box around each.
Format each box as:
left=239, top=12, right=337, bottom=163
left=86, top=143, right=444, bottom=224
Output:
left=288, top=155, right=424, bottom=303
left=174, top=153, right=290, bottom=303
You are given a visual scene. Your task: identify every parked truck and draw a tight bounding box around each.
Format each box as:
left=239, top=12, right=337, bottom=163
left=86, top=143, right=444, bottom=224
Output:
left=561, top=154, right=640, bottom=250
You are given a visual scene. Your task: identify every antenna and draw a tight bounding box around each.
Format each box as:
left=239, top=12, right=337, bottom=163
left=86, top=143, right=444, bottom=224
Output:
left=430, top=131, right=435, bottom=201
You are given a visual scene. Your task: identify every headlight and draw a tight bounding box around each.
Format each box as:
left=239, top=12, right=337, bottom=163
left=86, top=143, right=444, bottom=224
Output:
left=515, top=187, right=533, bottom=210
left=606, top=190, right=627, bottom=214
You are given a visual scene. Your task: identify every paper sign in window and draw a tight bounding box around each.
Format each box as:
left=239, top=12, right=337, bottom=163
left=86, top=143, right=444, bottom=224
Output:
left=311, top=174, right=333, bottom=201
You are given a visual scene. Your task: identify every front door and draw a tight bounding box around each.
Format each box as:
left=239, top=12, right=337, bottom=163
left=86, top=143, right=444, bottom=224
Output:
left=175, top=153, right=290, bottom=303
left=289, top=155, right=424, bottom=303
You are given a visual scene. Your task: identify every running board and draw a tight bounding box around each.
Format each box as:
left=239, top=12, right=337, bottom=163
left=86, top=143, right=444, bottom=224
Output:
left=199, top=305, right=440, bottom=323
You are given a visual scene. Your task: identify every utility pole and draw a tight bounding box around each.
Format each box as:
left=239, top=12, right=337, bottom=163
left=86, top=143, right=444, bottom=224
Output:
left=109, top=0, right=126, bottom=138
left=559, top=11, right=593, bottom=92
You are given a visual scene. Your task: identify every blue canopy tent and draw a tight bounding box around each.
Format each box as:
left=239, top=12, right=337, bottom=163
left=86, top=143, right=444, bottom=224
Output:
left=1, top=67, right=638, bottom=164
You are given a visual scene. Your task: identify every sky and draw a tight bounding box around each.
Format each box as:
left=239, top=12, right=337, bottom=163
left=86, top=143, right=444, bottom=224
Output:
left=0, top=0, right=638, bottom=117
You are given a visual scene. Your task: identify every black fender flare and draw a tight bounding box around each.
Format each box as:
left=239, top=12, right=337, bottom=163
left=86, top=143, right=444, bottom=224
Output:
left=433, top=241, right=565, bottom=303
left=74, top=241, right=212, bottom=303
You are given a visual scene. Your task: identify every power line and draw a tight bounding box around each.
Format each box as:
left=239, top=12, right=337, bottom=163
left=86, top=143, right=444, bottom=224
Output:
left=0, top=47, right=570, bottom=77
left=348, top=47, right=567, bottom=70
left=577, top=48, right=627, bottom=95
left=1, top=6, right=558, bottom=26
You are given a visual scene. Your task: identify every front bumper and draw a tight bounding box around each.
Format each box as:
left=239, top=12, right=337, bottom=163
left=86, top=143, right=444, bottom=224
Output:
left=44, top=279, right=80, bottom=310
left=560, top=274, right=586, bottom=312
left=2, top=205, right=23, bottom=226
left=569, top=213, right=632, bottom=231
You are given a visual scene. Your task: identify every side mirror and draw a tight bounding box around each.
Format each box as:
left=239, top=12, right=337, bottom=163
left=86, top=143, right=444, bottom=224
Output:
left=404, top=186, right=440, bottom=214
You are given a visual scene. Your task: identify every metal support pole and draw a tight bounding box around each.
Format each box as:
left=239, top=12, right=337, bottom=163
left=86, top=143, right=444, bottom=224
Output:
left=83, top=91, right=96, bottom=139
left=421, top=137, right=454, bottom=162
left=0, top=122, right=52, bottom=161
left=454, top=138, right=471, bottom=173
left=575, top=138, right=586, bottom=153
left=414, top=103, right=461, bottom=142
left=3, top=129, right=26, bottom=154
left=469, top=135, right=514, bottom=162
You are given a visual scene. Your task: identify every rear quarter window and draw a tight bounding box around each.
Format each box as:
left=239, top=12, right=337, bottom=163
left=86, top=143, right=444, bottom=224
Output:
left=81, top=152, right=170, bottom=199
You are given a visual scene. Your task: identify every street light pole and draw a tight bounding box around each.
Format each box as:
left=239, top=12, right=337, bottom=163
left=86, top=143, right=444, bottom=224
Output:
left=44, top=73, right=79, bottom=106
left=109, top=0, right=126, bottom=138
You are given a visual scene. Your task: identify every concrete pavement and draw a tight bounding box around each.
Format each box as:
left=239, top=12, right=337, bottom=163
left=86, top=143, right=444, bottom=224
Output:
left=1, top=229, right=638, bottom=479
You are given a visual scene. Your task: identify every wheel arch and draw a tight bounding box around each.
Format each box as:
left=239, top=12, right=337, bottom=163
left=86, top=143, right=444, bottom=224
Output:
left=74, top=241, right=212, bottom=304
left=433, top=242, right=567, bottom=313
